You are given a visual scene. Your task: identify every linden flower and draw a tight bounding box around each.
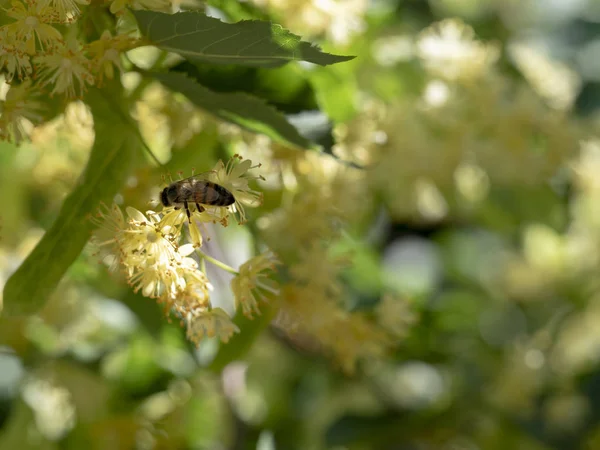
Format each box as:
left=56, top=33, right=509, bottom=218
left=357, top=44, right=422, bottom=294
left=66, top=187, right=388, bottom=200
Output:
left=160, top=251, right=212, bottom=316
left=289, top=243, right=349, bottom=297
left=41, top=0, right=90, bottom=21
left=6, top=0, right=62, bottom=55
left=86, top=31, right=140, bottom=85
left=0, top=27, right=33, bottom=81
left=277, top=284, right=393, bottom=374
left=128, top=263, right=180, bottom=298
left=416, top=18, right=499, bottom=81
left=325, top=311, right=393, bottom=374
left=209, top=155, right=264, bottom=224
left=35, top=41, right=94, bottom=98
left=159, top=206, right=208, bottom=248
left=375, top=293, right=417, bottom=339
left=171, top=267, right=212, bottom=311
left=230, top=252, right=280, bottom=319
left=90, top=202, right=128, bottom=270
left=185, top=307, right=240, bottom=344
left=92, top=205, right=217, bottom=300
left=91, top=204, right=180, bottom=273
left=119, top=207, right=180, bottom=270
left=0, top=80, right=45, bottom=143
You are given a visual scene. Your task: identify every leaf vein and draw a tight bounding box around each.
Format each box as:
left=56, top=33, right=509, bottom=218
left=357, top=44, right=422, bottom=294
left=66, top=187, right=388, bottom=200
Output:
left=199, top=31, right=243, bottom=53
left=235, top=35, right=269, bottom=56
left=154, top=25, right=218, bottom=44
left=157, top=45, right=295, bottom=61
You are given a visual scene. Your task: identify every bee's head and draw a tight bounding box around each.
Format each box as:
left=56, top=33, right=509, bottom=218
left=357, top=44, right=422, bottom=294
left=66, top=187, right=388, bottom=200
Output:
left=160, top=187, right=171, bottom=207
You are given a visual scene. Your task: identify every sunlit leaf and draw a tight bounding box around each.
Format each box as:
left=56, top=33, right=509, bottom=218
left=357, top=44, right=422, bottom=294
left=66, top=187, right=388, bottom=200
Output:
left=150, top=71, right=314, bottom=149
left=309, top=65, right=359, bottom=123
left=2, top=88, right=138, bottom=317
left=133, top=10, right=355, bottom=67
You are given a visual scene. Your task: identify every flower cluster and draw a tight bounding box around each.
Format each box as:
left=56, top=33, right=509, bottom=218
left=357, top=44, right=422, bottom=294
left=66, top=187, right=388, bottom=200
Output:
left=324, top=18, right=584, bottom=223
left=249, top=0, right=368, bottom=45
left=91, top=155, right=280, bottom=344
left=0, top=0, right=159, bottom=142
left=416, top=18, right=500, bottom=82
left=214, top=128, right=417, bottom=373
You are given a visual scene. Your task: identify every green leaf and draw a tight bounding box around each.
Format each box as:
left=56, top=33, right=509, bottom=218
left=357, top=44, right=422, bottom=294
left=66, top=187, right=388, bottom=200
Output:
left=150, top=71, right=314, bottom=149
left=133, top=10, right=355, bottom=67
left=170, top=60, right=319, bottom=114
left=2, top=87, right=138, bottom=317
left=309, top=65, right=359, bottom=123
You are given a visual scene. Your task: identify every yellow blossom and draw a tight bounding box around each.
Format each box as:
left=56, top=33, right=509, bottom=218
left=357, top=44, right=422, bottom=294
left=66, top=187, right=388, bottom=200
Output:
left=86, top=31, right=140, bottom=85
left=119, top=207, right=181, bottom=271
left=185, top=307, right=240, bottom=344
left=89, top=202, right=127, bottom=263
left=41, top=0, right=90, bottom=22
left=276, top=284, right=393, bottom=374
left=230, top=252, right=280, bottom=319
left=324, top=311, right=392, bottom=374
left=250, top=0, right=367, bottom=45
left=0, top=80, right=45, bottom=143
left=35, top=41, right=94, bottom=98
left=262, top=194, right=343, bottom=254
left=159, top=251, right=212, bottom=317
left=332, top=99, right=387, bottom=167
left=91, top=205, right=186, bottom=296
left=416, top=18, right=499, bottom=81
left=375, top=293, right=417, bottom=340
left=208, top=155, right=264, bottom=224
left=6, top=1, right=62, bottom=55
left=0, top=27, right=33, bottom=81
left=289, top=242, right=349, bottom=297
left=128, top=263, right=181, bottom=298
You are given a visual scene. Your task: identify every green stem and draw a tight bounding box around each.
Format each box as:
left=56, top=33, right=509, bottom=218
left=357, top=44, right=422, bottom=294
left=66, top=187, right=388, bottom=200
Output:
left=196, top=249, right=239, bottom=275
left=200, top=256, right=207, bottom=275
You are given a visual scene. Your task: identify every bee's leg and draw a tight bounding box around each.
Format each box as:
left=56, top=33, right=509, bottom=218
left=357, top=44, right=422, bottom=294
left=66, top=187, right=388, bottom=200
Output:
left=184, top=201, right=191, bottom=223
left=195, top=202, right=205, bottom=213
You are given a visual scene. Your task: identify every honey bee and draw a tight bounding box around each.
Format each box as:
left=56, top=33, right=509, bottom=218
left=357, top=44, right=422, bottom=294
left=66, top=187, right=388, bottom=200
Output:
left=160, top=174, right=235, bottom=222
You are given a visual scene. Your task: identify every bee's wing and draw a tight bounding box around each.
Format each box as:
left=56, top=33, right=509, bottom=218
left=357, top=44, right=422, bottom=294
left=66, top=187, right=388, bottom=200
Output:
left=178, top=170, right=217, bottom=183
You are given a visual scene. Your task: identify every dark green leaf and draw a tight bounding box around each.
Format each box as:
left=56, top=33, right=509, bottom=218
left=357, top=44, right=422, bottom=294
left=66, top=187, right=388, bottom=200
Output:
left=170, top=60, right=319, bottom=114
left=133, top=10, right=355, bottom=67
left=150, top=71, right=314, bottom=149
left=326, top=414, right=402, bottom=447
left=2, top=88, right=138, bottom=317
left=575, top=81, right=600, bottom=117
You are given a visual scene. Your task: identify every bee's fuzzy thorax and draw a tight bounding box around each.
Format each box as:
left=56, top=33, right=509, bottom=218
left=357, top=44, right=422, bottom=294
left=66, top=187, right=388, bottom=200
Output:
left=160, top=188, right=170, bottom=207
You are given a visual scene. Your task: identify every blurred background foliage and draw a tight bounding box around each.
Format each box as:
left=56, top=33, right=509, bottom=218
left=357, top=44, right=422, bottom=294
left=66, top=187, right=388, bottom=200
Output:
left=3, top=0, right=600, bottom=449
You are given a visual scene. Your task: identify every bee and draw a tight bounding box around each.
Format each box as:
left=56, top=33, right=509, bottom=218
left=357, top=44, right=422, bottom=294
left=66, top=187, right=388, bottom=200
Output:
left=160, top=174, right=235, bottom=222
